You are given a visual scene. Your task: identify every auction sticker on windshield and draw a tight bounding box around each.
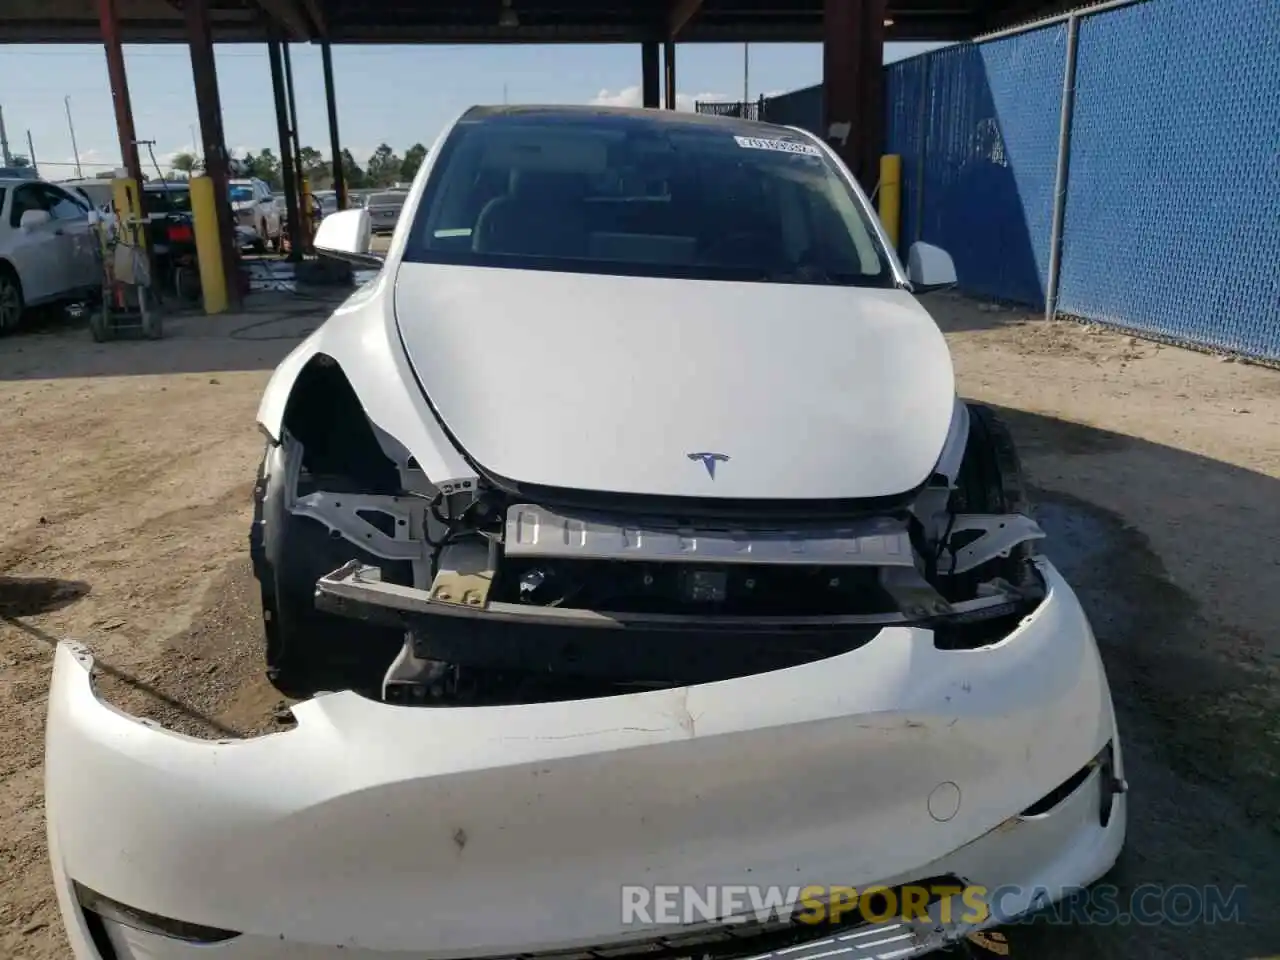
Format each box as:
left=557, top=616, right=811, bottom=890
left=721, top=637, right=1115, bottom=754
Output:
left=734, top=136, right=822, bottom=156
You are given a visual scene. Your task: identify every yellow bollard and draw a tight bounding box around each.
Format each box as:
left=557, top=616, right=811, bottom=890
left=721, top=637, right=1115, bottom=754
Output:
left=189, top=175, right=228, bottom=315
left=300, top=177, right=313, bottom=242
left=110, top=177, right=147, bottom=256
left=879, top=154, right=902, bottom=251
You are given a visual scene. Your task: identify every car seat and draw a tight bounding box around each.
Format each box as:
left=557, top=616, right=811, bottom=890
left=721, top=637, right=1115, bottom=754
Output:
left=472, top=168, right=589, bottom=258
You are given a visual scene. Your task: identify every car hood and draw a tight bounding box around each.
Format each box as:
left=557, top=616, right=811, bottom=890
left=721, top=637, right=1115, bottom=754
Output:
left=392, top=264, right=955, bottom=501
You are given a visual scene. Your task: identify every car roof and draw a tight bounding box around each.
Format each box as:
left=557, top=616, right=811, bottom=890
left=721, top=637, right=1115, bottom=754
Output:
left=459, top=104, right=811, bottom=141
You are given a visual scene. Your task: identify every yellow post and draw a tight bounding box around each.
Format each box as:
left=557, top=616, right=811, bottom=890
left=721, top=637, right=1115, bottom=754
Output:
left=300, top=177, right=313, bottom=241
left=879, top=154, right=902, bottom=251
left=189, top=175, right=228, bottom=314
left=110, top=177, right=147, bottom=255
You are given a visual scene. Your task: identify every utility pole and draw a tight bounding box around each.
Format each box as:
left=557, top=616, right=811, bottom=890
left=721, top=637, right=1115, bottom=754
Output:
left=26, top=131, right=38, bottom=177
left=743, top=43, right=750, bottom=110
left=0, top=105, right=12, bottom=166
left=64, top=96, right=83, bottom=178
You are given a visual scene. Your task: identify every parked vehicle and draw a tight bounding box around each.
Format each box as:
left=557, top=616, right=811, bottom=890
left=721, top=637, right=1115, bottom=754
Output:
left=363, top=189, right=407, bottom=235
left=43, top=107, right=1127, bottom=960
left=0, top=177, right=101, bottom=331
left=315, top=190, right=339, bottom=217
left=61, top=178, right=115, bottom=215
left=228, top=177, right=282, bottom=252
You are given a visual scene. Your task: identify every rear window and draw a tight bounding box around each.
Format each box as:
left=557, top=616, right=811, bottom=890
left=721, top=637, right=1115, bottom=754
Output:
left=143, top=187, right=192, bottom=215
left=368, top=192, right=406, bottom=206
left=403, top=109, right=893, bottom=288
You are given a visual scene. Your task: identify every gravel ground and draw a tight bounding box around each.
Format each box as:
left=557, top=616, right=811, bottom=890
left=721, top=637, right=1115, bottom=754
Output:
left=0, top=292, right=1277, bottom=958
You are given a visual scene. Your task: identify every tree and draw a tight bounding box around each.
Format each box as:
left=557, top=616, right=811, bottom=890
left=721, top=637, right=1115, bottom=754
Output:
left=170, top=152, right=201, bottom=177
left=298, top=146, right=332, bottom=190
left=400, top=143, right=428, bottom=183
left=365, top=143, right=402, bottom=187
left=246, top=148, right=281, bottom=189
left=340, top=148, right=366, bottom=189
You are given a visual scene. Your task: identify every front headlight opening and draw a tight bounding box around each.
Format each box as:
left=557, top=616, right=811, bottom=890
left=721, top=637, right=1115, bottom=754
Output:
left=74, top=881, right=240, bottom=947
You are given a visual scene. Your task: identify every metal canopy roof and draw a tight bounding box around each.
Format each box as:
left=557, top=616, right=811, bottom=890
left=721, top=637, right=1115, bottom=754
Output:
left=0, top=0, right=1081, bottom=44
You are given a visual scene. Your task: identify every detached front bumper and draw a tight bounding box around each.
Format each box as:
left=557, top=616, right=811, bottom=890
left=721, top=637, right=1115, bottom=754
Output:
left=46, top=558, right=1125, bottom=960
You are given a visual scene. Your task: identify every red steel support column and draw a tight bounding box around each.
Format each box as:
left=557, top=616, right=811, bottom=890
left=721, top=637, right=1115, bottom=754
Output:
left=823, top=0, right=886, bottom=195
left=321, top=40, right=348, bottom=210
left=95, top=0, right=143, bottom=189
left=184, top=0, right=242, bottom=308
left=642, top=42, right=660, bottom=109
left=267, top=36, right=303, bottom=261
left=281, top=41, right=308, bottom=254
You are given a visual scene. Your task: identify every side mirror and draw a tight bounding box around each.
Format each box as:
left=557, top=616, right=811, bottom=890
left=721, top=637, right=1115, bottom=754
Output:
left=20, top=209, right=51, bottom=231
left=906, top=242, right=957, bottom=293
left=314, top=208, right=382, bottom=268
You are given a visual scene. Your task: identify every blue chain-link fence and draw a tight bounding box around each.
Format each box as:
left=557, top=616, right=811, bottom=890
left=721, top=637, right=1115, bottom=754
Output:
left=710, top=0, right=1280, bottom=360
left=1056, top=0, right=1280, bottom=358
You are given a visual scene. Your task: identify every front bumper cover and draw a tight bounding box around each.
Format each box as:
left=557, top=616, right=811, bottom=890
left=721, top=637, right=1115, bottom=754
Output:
left=46, top=558, right=1125, bottom=960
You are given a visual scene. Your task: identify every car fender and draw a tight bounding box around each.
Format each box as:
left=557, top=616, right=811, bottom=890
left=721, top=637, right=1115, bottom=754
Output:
left=256, top=269, right=475, bottom=492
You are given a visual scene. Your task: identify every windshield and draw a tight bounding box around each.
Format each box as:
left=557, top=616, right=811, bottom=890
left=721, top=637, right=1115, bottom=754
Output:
left=404, top=108, right=894, bottom=287
left=229, top=185, right=254, bottom=203
left=143, top=186, right=192, bottom=215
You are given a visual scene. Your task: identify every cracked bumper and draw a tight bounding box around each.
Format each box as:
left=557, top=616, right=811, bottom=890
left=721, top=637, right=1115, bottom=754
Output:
left=46, top=558, right=1124, bottom=960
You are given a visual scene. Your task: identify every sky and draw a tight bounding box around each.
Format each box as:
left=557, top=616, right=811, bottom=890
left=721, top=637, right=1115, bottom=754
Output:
left=0, top=40, right=949, bottom=178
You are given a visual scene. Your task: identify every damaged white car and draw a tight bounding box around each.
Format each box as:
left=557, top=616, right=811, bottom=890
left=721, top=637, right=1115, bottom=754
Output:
left=45, top=106, right=1126, bottom=960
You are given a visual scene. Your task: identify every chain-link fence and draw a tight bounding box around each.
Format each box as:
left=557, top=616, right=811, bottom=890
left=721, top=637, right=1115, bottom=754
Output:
left=699, top=0, right=1280, bottom=360
left=881, top=0, right=1280, bottom=360
left=695, top=87, right=823, bottom=133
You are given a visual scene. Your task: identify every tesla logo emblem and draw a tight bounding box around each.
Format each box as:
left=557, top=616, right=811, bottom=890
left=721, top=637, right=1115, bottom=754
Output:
left=688, top=452, right=730, bottom=479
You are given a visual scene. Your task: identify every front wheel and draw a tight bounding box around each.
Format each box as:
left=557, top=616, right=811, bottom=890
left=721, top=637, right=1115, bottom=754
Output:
left=250, top=442, right=412, bottom=700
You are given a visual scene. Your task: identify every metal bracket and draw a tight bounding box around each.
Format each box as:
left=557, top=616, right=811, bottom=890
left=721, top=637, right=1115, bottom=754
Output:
left=940, top=514, right=1045, bottom=574
left=291, top=491, right=422, bottom=562
left=428, top=539, right=494, bottom=608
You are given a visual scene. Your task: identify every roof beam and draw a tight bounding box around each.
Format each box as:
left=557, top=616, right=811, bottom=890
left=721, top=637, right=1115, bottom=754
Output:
left=668, top=0, right=703, bottom=38
left=252, top=0, right=312, bottom=40
left=298, top=0, right=326, bottom=36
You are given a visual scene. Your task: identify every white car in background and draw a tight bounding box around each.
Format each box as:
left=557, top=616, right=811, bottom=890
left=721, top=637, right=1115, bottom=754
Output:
left=0, top=177, right=100, bottom=331
left=44, top=106, right=1126, bottom=959
left=61, top=178, right=116, bottom=215
left=228, top=176, right=282, bottom=252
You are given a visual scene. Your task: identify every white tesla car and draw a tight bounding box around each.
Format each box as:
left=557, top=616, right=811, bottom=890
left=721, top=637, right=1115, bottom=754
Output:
left=45, top=106, right=1126, bottom=959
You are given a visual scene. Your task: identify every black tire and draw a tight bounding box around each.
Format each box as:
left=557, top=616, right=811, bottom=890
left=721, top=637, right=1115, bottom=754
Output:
left=950, top=403, right=1030, bottom=517
left=250, top=442, right=412, bottom=700
left=174, top=265, right=201, bottom=304
left=943, top=403, right=1035, bottom=593
left=0, top=264, right=23, bottom=333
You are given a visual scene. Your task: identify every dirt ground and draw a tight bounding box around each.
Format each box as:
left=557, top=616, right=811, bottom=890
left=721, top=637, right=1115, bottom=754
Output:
left=1, top=291, right=1278, bottom=959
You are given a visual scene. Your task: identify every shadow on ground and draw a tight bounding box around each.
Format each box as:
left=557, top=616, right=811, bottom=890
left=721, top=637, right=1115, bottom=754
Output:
left=0, top=577, right=89, bottom=618
left=978, top=404, right=1280, bottom=959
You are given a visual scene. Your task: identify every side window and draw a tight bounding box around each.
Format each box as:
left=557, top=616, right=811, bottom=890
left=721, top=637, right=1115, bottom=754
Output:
left=9, top=184, right=50, bottom=228
left=47, top=186, right=89, bottom=220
